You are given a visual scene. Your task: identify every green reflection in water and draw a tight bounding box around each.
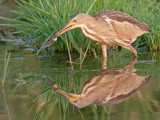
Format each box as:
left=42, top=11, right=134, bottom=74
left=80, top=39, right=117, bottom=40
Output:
left=0, top=40, right=160, bottom=120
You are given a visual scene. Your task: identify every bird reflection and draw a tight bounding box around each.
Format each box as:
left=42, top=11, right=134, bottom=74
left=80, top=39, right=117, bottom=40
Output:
left=47, top=60, right=150, bottom=108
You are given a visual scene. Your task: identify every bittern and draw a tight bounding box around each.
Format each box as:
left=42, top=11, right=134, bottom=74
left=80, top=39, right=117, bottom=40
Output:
left=47, top=60, right=150, bottom=108
left=43, top=10, right=150, bottom=58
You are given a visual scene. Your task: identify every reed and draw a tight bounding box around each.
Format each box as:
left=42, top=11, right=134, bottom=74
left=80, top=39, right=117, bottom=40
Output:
left=0, top=0, right=160, bottom=58
left=1, top=48, right=11, bottom=86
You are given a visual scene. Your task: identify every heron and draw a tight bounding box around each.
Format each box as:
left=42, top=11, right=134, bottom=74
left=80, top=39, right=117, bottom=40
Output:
left=42, top=10, right=150, bottom=58
left=47, top=60, right=150, bottom=108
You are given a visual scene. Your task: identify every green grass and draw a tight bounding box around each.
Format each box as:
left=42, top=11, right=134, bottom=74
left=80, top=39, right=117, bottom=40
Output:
left=0, top=31, right=4, bottom=38
left=0, top=0, right=160, bottom=55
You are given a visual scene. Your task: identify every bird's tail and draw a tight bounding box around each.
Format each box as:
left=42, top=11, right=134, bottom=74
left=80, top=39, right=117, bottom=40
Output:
left=140, top=22, right=151, bottom=33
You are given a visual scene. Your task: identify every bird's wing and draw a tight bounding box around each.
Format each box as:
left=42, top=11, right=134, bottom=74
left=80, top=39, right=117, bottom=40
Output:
left=93, top=10, right=149, bottom=39
left=93, top=10, right=149, bottom=31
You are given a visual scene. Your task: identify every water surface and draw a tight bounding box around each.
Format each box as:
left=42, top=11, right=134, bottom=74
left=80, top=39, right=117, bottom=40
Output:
left=0, top=39, right=160, bottom=120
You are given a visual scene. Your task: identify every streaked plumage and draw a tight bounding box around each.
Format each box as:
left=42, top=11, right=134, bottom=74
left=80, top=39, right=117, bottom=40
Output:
left=47, top=60, right=150, bottom=108
left=42, top=10, right=150, bottom=58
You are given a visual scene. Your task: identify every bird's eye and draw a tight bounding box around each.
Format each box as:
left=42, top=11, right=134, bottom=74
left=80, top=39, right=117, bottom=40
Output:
left=72, top=19, right=77, bottom=23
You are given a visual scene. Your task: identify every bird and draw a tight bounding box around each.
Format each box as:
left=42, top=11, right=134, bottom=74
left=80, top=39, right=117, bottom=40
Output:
left=47, top=60, right=150, bottom=108
left=42, top=10, right=150, bottom=58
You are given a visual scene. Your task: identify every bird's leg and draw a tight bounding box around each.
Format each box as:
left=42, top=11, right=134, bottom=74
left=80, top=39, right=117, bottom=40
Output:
left=101, top=43, right=107, bottom=58
left=122, top=45, right=137, bottom=58
left=101, top=43, right=107, bottom=70
left=102, top=57, right=107, bottom=70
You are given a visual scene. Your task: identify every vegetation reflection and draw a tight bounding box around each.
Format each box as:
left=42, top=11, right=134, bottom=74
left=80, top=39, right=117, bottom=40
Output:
left=46, top=60, right=150, bottom=108
left=15, top=58, right=160, bottom=120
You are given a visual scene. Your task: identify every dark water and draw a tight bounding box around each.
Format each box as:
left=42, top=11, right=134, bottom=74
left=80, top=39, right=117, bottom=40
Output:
left=0, top=39, right=160, bottom=120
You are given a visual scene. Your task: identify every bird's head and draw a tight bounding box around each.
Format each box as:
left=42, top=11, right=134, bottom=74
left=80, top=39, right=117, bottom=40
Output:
left=42, top=13, right=92, bottom=48
left=58, top=89, right=92, bottom=108
left=55, top=13, right=92, bottom=36
left=55, top=14, right=79, bottom=36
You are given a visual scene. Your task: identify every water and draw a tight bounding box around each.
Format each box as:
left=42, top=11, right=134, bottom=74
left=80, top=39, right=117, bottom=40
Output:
left=0, top=39, right=160, bottom=120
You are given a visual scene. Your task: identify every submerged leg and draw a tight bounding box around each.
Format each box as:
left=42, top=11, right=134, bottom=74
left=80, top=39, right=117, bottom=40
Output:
left=101, top=43, right=107, bottom=58
left=101, top=43, right=107, bottom=70
left=122, top=45, right=137, bottom=57
left=102, top=57, right=107, bottom=70
left=124, top=58, right=137, bottom=69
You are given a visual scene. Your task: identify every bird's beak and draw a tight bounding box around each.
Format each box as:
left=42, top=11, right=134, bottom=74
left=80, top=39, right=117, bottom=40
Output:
left=58, top=89, right=77, bottom=103
left=46, top=77, right=77, bottom=103
left=42, top=21, right=77, bottom=48
left=55, top=20, right=77, bottom=37
left=42, top=35, right=58, bottom=48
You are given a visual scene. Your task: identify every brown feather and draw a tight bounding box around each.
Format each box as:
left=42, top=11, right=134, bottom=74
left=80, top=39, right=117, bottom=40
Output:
left=93, top=10, right=150, bottom=32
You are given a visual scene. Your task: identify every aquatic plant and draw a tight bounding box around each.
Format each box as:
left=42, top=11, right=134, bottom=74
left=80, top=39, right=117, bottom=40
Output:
left=0, top=0, right=160, bottom=55
left=1, top=48, right=10, bottom=86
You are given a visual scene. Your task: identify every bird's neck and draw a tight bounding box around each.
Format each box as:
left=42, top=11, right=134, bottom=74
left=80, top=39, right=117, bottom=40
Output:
left=69, top=94, right=96, bottom=108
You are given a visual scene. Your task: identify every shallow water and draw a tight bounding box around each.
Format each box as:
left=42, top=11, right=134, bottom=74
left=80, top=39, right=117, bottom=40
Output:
left=0, top=39, right=160, bottom=120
